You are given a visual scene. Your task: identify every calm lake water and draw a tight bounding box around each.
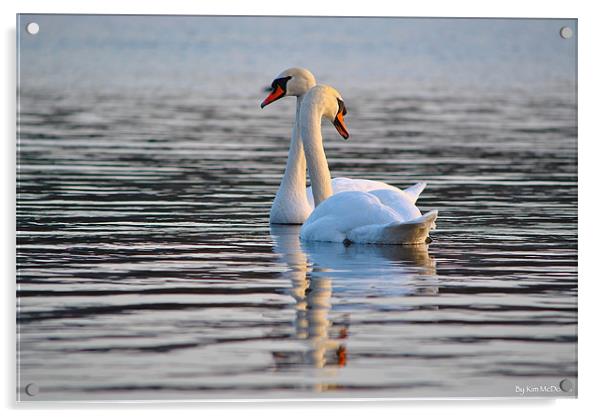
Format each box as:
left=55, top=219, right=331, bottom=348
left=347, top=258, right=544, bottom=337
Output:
left=17, top=15, right=577, bottom=400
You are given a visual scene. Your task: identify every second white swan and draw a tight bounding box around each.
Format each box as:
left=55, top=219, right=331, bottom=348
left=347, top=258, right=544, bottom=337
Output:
left=297, top=85, right=438, bottom=244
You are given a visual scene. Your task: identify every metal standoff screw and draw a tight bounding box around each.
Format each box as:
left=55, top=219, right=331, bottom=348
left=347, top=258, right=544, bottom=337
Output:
left=559, top=26, right=573, bottom=39
left=26, top=22, right=40, bottom=35
left=25, top=383, right=39, bottom=396
left=559, top=379, right=574, bottom=393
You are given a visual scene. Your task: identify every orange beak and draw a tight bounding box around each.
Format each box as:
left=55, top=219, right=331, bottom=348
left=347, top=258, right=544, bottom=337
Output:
left=333, top=110, right=350, bottom=140
left=260, top=85, right=286, bottom=108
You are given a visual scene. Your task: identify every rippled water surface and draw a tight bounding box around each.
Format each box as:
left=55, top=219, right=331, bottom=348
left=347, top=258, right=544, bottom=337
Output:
left=17, top=15, right=577, bottom=400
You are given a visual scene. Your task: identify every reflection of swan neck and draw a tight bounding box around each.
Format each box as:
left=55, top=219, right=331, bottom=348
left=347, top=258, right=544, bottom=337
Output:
left=306, top=276, right=335, bottom=369
left=300, top=100, right=333, bottom=207
left=271, top=225, right=344, bottom=371
left=307, top=277, right=332, bottom=338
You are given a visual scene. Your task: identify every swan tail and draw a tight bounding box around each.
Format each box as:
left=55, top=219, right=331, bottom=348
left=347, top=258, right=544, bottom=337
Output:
left=403, top=182, right=427, bottom=204
left=347, top=210, right=438, bottom=245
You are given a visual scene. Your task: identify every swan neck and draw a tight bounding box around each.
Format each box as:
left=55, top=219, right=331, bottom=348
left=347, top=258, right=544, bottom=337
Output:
left=284, top=97, right=306, bottom=185
left=301, top=104, right=333, bottom=207
left=270, top=95, right=309, bottom=222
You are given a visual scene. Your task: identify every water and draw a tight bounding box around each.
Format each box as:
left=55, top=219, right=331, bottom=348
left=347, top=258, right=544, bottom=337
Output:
left=17, top=15, right=577, bottom=400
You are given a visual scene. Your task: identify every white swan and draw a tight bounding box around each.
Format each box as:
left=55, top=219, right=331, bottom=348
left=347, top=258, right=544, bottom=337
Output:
left=261, top=67, right=427, bottom=225
left=297, top=85, right=438, bottom=244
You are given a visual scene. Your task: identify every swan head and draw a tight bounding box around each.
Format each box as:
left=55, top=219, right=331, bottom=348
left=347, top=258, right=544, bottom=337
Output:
left=260, top=67, right=317, bottom=108
left=304, top=84, right=350, bottom=140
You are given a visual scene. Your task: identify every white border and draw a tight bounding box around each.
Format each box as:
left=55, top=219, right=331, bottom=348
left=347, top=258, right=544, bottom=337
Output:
left=3, top=0, right=600, bottom=416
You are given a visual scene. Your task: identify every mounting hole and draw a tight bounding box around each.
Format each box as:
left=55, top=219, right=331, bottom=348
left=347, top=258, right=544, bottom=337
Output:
left=559, top=378, right=574, bottom=392
left=25, top=383, right=39, bottom=396
left=26, top=22, right=40, bottom=35
left=559, top=26, right=573, bottom=39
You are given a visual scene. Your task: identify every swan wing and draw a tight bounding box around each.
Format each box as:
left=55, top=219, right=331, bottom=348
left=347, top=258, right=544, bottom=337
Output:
left=347, top=210, right=438, bottom=244
left=306, top=177, right=426, bottom=207
left=402, top=182, right=427, bottom=204
left=367, top=189, right=422, bottom=221
left=306, top=177, right=392, bottom=207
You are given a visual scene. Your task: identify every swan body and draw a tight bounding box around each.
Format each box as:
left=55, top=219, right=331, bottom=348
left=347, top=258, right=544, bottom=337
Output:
left=271, top=174, right=427, bottom=225
left=297, top=85, right=438, bottom=244
left=262, top=68, right=427, bottom=225
left=302, top=190, right=438, bottom=244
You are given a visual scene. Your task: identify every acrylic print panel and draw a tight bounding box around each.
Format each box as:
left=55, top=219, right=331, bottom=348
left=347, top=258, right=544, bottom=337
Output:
left=16, top=15, right=577, bottom=401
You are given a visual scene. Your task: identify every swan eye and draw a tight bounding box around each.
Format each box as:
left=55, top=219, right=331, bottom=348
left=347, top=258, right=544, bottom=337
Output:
left=261, top=76, right=293, bottom=108
left=337, top=98, right=347, bottom=116
left=272, top=76, right=292, bottom=91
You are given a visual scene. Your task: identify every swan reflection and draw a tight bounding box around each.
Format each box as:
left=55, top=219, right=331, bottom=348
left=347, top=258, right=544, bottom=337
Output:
left=269, top=225, right=437, bottom=389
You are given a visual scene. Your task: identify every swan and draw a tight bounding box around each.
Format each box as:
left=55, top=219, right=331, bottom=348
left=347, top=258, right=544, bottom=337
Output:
left=261, top=67, right=427, bottom=225
left=297, top=84, right=438, bottom=245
